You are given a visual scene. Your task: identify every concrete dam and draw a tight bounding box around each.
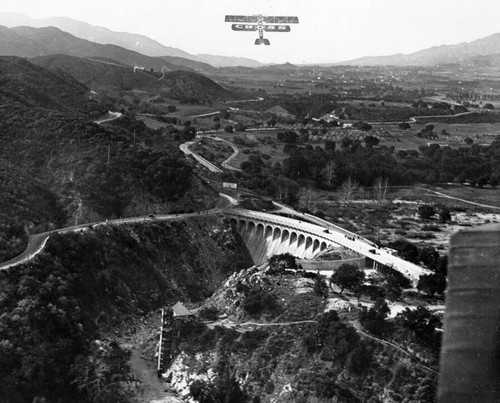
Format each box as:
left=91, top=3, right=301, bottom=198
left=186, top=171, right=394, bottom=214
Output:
left=226, top=209, right=353, bottom=265
left=233, top=217, right=331, bottom=265
left=224, top=208, right=429, bottom=284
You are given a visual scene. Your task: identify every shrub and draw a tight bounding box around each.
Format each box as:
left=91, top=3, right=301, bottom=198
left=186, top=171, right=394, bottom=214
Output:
left=268, top=253, right=298, bottom=274
left=418, top=204, right=436, bottom=220
left=242, top=291, right=277, bottom=316
left=199, top=306, right=219, bottom=321
left=421, top=224, right=440, bottom=232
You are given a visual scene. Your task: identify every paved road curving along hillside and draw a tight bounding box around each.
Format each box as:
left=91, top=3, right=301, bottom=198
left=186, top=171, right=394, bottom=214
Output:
left=0, top=194, right=236, bottom=271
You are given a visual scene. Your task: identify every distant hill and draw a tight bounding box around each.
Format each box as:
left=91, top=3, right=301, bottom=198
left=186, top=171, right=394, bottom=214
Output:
left=263, top=62, right=298, bottom=71
left=0, top=25, right=213, bottom=72
left=32, top=54, right=233, bottom=101
left=0, top=12, right=196, bottom=59
left=0, top=55, right=103, bottom=114
left=459, top=52, right=500, bottom=68
left=196, top=54, right=265, bottom=68
left=0, top=12, right=265, bottom=68
left=339, top=32, right=500, bottom=66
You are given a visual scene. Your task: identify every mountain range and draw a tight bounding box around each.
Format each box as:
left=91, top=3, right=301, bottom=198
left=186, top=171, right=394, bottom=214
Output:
left=0, top=12, right=265, bottom=68
left=338, top=33, right=500, bottom=66
left=0, top=25, right=212, bottom=72
left=3, top=12, right=500, bottom=68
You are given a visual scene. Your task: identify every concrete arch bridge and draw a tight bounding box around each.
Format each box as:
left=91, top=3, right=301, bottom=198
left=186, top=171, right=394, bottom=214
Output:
left=224, top=209, right=429, bottom=284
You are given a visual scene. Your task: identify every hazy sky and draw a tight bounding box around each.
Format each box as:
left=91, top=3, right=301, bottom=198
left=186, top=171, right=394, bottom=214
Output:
left=3, top=0, right=500, bottom=64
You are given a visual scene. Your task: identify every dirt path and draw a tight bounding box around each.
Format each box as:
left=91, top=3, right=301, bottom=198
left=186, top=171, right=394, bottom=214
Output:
left=119, top=312, right=183, bottom=403
left=350, top=320, right=437, bottom=374
left=417, top=187, right=500, bottom=210
left=205, top=318, right=318, bottom=333
left=129, top=348, right=168, bottom=401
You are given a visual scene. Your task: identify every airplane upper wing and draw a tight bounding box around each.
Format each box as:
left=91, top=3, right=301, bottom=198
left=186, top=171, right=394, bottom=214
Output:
left=225, top=15, right=260, bottom=23
left=225, top=15, right=299, bottom=24
left=263, top=16, right=299, bottom=24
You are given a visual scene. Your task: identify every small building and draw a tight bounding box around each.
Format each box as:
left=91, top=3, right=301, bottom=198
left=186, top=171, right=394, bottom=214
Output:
left=172, top=301, right=194, bottom=319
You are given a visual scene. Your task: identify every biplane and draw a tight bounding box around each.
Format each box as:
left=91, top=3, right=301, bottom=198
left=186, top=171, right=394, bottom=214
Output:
left=225, top=14, right=299, bottom=45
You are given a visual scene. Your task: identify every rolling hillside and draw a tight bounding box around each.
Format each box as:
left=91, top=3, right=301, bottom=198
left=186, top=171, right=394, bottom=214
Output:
left=0, top=56, right=218, bottom=262
left=32, top=54, right=233, bottom=101
left=0, top=25, right=212, bottom=72
left=0, top=55, right=103, bottom=114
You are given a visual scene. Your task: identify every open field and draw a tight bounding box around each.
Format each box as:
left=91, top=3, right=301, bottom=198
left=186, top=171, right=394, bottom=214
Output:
left=190, top=138, right=233, bottom=166
left=305, top=185, right=500, bottom=253
left=371, top=122, right=500, bottom=150
left=214, top=130, right=287, bottom=168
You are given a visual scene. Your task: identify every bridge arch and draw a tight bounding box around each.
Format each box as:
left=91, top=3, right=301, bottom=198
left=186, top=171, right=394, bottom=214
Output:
left=256, top=223, right=264, bottom=238
left=247, top=221, right=256, bottom=235
left=313, top=239, right=320, bottom=253
left=223, top=210, right=425, bottom=285
left=282, top=229, right=290, bottom=244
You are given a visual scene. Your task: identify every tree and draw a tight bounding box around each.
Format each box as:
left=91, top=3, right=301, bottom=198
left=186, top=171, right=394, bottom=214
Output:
left=182, top=125, right=196, bottom=141
left=396, top=306, right=442, bottom=351
left=387, top=240, right=420, bottom=264
left=364, top=135, right=380, bottom=148
left=398, top=122, right=411, bottom=130
left=313, top=274, right=329, bottom=298
left=167, top=105, right=177, bottom=113
left=373, top=177, right=389, bottom=208
left=490, top=174, right=499, bottom=188
left=235, top=122, right=246, bottom=132
left=242, top=291, right=277, bottom=316
left=224, top=125, right=233, bottom=133
left=353, top=121, right=372, bottom=131
left=324, top=139, right=336, bottom=151
left=339, top=177, right=360, bottom=207
left=434, top=255, right=448, bottom=276
left=418, top=204, right=436, bottom=220
left=359, top=298, right=390, bottom=336
left=322, top=160, right=337, bottom=187
left=346, top=345, right=373, bottom=375
left=298, top=186, right=314, bottom=211
left=384, top=277, right=403, bottom=300
left=340, top=137, right=353, bottom=149
left=417, top=273, right=446, bottom=297
left=277, top=131, right=298, bottom=143
left=330, top=264, right=365, bottom=294
left=268, top=253, right=297, bottom=274
left=418, top=246, right=439, bottom=268
left=464, top=137, right=474, bottom=145
left=199, top=306, right=219, bottom=321
left=413, top=375, right=437, bottom=402
left=438, top=207, right=452, bottom=223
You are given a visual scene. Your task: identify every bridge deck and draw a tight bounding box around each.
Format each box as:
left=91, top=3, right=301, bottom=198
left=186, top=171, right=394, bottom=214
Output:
left=225, top=208, right=430, bottom=284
